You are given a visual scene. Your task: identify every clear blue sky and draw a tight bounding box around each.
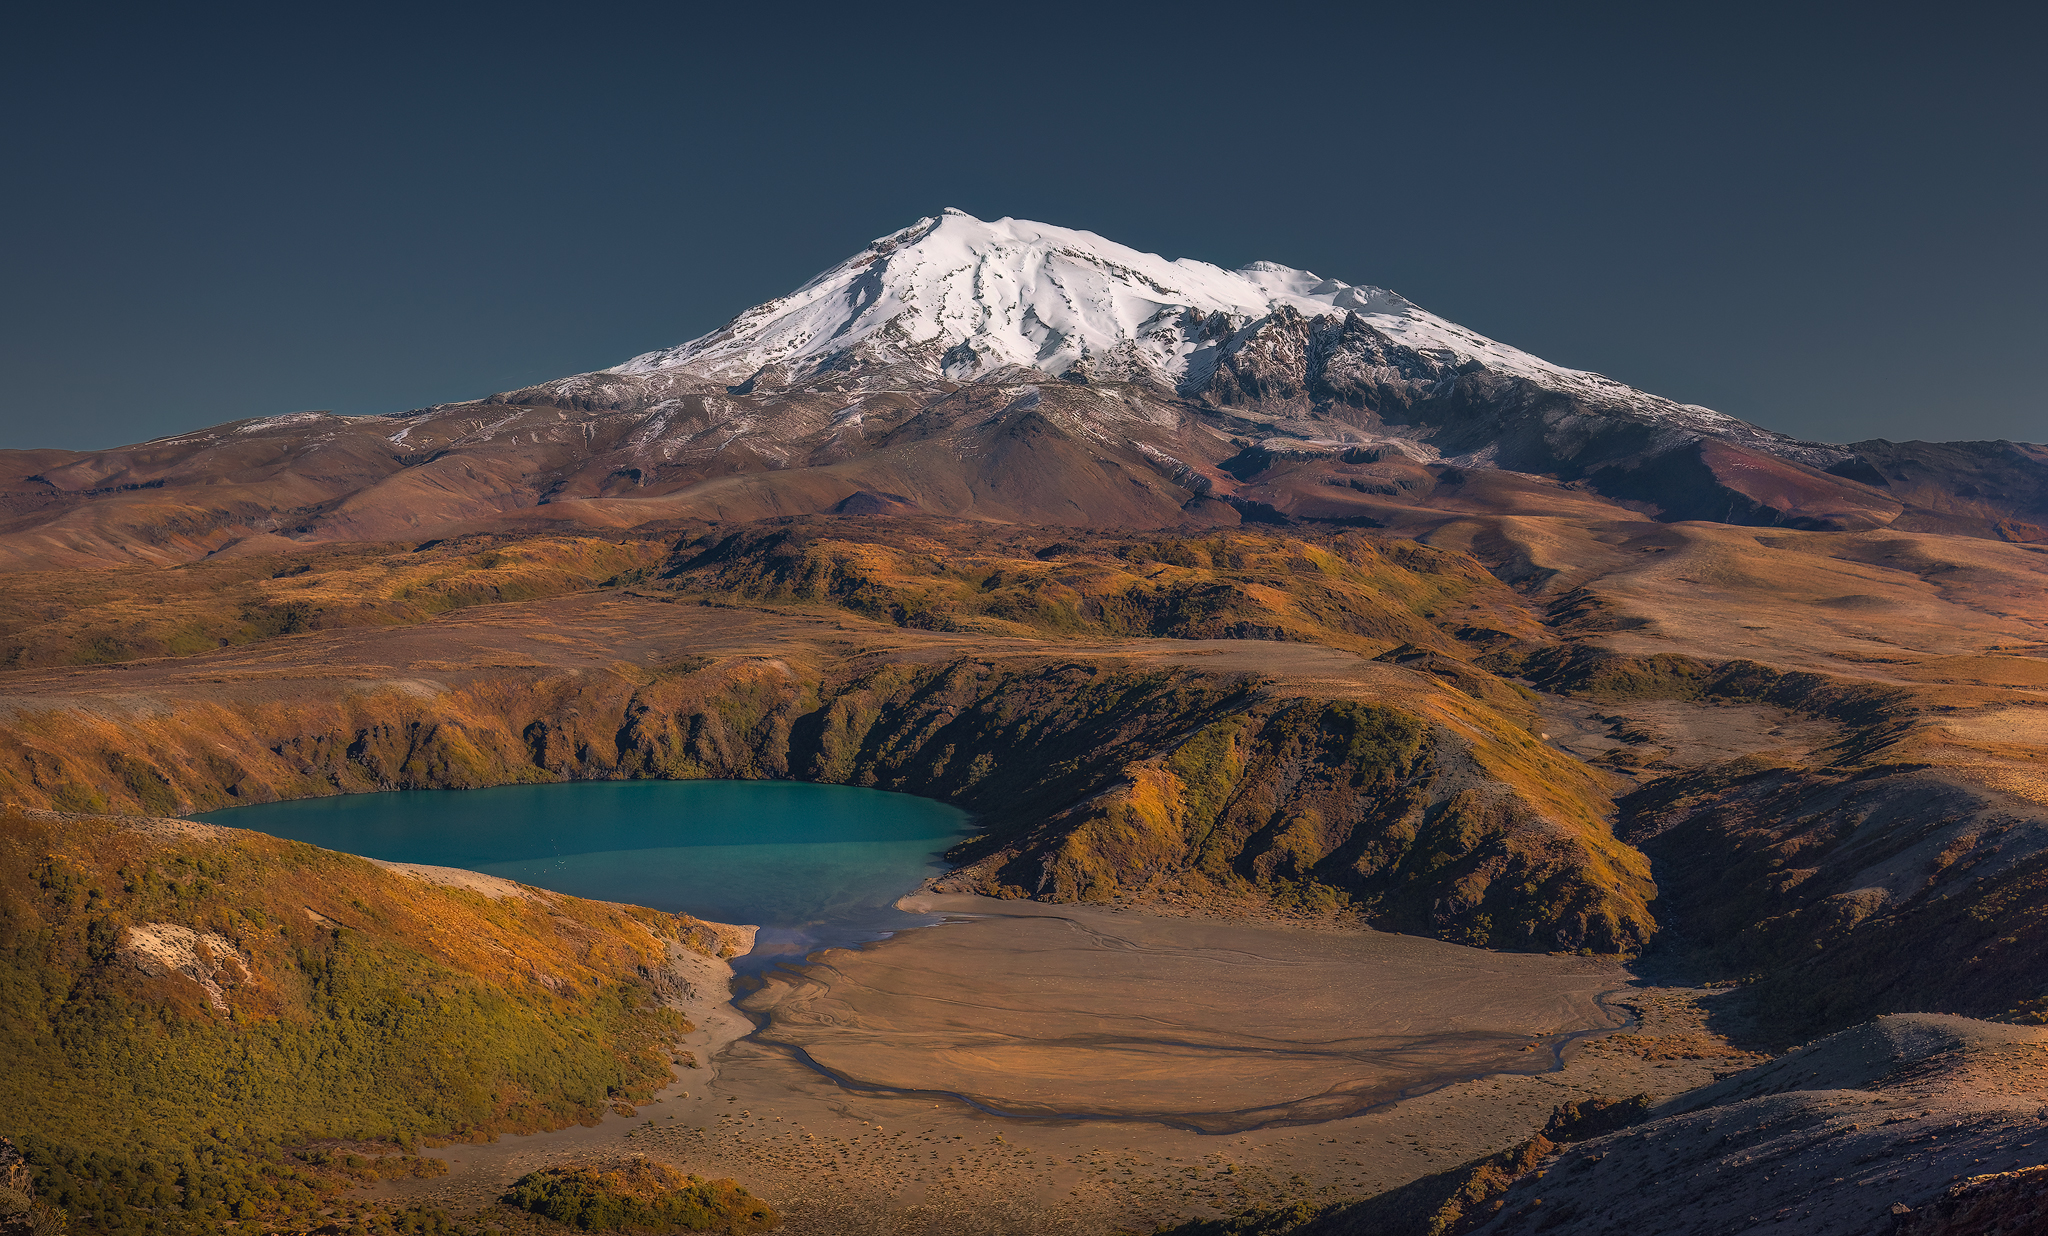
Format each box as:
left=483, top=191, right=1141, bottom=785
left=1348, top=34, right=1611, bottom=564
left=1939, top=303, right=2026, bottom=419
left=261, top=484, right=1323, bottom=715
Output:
left=4, top=2, right=2042, bottom=450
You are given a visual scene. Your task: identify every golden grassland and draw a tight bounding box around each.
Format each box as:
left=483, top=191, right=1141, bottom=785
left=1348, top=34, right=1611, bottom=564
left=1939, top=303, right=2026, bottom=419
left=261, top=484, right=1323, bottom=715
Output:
left=0, top=535, right=665, bottom=670
left=656, top=521, right=1548, bottom=655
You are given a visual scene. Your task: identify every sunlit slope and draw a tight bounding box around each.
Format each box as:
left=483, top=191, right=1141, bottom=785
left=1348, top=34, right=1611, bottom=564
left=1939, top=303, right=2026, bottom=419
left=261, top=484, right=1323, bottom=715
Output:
left=0, top=808, right=741, bottom=1232
left=658, top=521, right=1548, bottom=655
left=0, top=533, right=663, bottom=670
left=0, top=560, right=1653, bottom=953
left=5, top=511, right=2041, bottom=1025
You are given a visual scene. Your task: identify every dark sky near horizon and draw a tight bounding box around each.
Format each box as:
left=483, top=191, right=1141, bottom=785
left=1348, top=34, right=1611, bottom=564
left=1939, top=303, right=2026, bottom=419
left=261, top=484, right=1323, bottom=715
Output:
left=4, top=2, right=2042, bottom=452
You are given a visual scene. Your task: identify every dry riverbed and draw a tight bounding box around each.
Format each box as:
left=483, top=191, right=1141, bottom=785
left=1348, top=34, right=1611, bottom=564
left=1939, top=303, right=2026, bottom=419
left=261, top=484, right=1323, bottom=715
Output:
left=375, top=899, right=1763, bottom=1235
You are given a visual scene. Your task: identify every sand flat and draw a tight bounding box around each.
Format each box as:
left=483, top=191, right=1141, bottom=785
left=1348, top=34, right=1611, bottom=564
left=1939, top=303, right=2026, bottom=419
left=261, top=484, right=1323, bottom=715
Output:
left=381, top=908, right=1747, bottom=1236
left=739, top=895, right=1628, bottom=1132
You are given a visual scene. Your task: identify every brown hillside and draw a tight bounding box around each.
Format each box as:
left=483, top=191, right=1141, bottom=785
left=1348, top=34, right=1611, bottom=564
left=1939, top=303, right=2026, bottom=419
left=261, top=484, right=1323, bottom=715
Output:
left=0, top=568, right=1650, bottom=953
left=0, top=499, right=2042, bottom=1035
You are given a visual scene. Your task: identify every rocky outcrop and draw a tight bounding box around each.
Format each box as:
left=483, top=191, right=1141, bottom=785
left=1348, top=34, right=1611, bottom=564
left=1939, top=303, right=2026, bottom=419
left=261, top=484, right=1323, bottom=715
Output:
left=1186, top=307, right=1463, bottom=416
left=1895, top=1165, right=2048, bottom=1235
left=945, top=695, right=1650, bottom=952
left=115, top=921, right=250, bottom=1011
left=0, top=1137, right=64, bottom=1236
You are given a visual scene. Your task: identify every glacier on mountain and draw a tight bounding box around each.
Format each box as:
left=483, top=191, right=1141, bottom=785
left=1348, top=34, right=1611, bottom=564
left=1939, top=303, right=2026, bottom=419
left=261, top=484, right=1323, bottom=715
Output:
left=607, top=208, right=1733, bottom=427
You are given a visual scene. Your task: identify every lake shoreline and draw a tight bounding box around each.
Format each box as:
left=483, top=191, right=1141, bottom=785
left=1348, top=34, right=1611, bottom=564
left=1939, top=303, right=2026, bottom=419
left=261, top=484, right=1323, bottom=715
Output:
left=372, top=891, right=1760, bottom=1235
left=196, top=782, right=1742, bottom=1233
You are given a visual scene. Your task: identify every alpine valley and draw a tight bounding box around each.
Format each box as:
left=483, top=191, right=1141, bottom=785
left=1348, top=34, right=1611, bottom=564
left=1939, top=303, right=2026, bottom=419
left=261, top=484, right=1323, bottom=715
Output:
left=4, top=212, right=2047, bottom=1236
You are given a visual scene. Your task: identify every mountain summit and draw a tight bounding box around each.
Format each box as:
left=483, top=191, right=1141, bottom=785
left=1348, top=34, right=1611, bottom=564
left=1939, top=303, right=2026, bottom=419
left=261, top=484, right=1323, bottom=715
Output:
left=526, top=210, right=1747, bottom=438
left=607, top=210, right=1681, bottom=411
left=0, top=212, right=2040, bottom=567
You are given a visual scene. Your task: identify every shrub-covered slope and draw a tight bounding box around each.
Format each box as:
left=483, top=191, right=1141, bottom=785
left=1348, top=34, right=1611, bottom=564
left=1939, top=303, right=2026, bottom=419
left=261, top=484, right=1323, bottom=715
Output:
left=0, top=809, right=734, bottom=1234
left=507, top=1160, right=776, bottom=1234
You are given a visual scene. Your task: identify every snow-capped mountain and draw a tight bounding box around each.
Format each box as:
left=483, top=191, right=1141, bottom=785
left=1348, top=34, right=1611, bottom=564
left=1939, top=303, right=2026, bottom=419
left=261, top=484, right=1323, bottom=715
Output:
left=14, top=208, right=2035, bottom=572
left=603, top=209, right=1732, bottom=430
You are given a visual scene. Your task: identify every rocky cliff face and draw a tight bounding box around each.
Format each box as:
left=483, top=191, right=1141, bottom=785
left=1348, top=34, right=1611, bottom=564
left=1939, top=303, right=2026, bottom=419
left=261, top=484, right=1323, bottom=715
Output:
left=0, top=624, right=1651, bottom=953
left=0, top=521, right=1652, bottom=953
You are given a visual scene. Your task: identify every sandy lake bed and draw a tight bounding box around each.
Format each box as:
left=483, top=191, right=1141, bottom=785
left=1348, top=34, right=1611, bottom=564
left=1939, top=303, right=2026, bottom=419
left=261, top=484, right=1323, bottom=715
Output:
left=375, top=897, right=1753, bottom=1235
left=743, top=894, right=1628, bottom=1131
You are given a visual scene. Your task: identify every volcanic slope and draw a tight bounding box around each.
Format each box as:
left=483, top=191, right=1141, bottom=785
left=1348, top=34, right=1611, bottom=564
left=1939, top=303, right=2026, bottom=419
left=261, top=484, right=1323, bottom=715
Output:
left=1163, top=1013, right=2048, bottom=1236
left=0, top=807, right=758, bottom=1236
left=654, top=513, right=2048, bottom=1037
left=0, top=530, right=1653, bottom=953
left=1401, top=509, right=2048, bottom=1041
left=4, top=507, right=2048, bottom=1026
left=6, top=211, right=2043, bottom=570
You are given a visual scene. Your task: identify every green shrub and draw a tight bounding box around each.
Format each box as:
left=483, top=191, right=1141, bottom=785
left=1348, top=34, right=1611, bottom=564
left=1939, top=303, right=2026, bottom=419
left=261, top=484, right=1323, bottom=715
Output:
left=0, top=812, right=705, bottom=1235
left=507, top=1161, right=776, bottom=1234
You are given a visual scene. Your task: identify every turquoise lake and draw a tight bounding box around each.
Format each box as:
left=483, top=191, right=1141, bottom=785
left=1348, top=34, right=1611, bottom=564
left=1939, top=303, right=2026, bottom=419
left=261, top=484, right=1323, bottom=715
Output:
left=194, top=780, right=972, bottom=971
